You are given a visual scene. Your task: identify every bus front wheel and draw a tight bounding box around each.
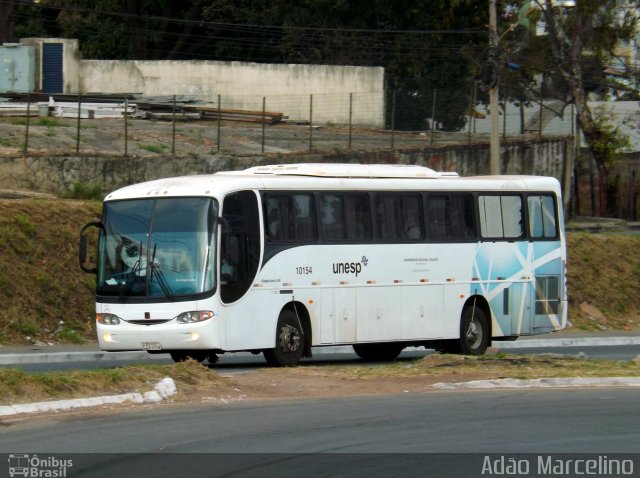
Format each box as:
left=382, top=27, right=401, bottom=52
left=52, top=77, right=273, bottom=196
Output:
left=458, top=305, right=489, bottom=355
left=263, top=309, right=305, bottom=367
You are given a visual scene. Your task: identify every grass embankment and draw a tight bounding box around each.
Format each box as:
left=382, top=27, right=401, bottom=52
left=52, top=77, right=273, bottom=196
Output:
left=0, top=198, right=639, bottom=346
left=1, top=354, right=638, bottom=405
left=0, top=360, right=230, bottom=404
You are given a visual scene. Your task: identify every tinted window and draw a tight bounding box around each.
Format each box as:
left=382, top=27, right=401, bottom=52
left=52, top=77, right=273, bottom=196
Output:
left=221, top=191, right=260, bottom=303
left=264, top=193, right=317, bottom=243
left=426, top=194, right=476, bottom=241
left=375, top=194, right=423, bottom=241
left=320, top=193, right=371, bottom=242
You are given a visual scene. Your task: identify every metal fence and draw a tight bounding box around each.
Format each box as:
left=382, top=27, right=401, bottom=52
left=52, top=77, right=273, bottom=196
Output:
left=0, top=89, right=580, bottom=158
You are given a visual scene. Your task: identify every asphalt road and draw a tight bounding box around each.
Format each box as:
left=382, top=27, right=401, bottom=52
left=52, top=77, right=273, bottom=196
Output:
left=2, top=389, right=639, bottom=477
left=2, top=343, right=639, bottom=373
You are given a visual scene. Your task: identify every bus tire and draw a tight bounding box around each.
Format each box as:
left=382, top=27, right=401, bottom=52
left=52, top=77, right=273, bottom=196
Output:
left=352, top=343, right=404, bottom=361
left=458, top=305, right=489, bottom=355
left=263, top=309, right=305, bottom=367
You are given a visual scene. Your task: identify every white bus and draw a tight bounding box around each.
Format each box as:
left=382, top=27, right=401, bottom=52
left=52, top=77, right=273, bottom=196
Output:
left=80, top=163, right=568, bottom=366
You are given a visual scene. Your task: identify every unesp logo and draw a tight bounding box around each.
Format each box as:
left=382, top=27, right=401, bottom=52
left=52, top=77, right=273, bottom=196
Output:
left=332, top=256, right=369, bottom=277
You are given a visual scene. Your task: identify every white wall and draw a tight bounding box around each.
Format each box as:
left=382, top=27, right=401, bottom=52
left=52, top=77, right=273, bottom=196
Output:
left=79, top=60, right=385, bottom=127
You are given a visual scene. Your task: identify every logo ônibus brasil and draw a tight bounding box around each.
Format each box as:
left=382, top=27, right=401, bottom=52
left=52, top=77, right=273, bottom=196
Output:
left=8, top=454, right=73, bottom=478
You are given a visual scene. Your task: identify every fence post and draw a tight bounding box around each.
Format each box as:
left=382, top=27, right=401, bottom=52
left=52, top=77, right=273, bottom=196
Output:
left=172, top=94, right=176, bottom=156
left=468, top=83, right=475, bottom=145
left=76, top=93, right=81, bottom=153
left=24, top=93, right=31, bottom=156
left=261, top=96, right=266, bottom=154
left=430, top=89, right=437, bottom=145
left=390, top=91, right=396, bottom=150
left=348, top=93, right=353, bottom=151
left=502, top=85, right=507, bottom=141
left=309, top=94, right=313, bottom=153
left=217, top=94, right=221, bottom=153
left=124, top=97, right=129, bottom=157
left=538, top=75, right=544, bottom=138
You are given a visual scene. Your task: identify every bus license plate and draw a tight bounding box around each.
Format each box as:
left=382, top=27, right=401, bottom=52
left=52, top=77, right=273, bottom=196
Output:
left=142, top=342, right=162, bottom=351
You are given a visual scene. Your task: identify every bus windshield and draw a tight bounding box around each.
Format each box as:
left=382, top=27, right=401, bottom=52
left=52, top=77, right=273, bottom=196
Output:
left=97, top=197, right=218, bottom=299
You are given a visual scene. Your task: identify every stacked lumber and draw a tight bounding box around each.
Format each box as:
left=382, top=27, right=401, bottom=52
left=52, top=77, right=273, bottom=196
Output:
left=183, top=105, right=286, bottom=124
left=0, top=94, right=286, bottom=125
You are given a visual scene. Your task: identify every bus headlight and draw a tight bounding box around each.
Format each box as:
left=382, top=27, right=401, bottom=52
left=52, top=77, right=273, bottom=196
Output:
left=176, top=311, right=214, bottom=324
left=97, top=313, right=121, bottom=325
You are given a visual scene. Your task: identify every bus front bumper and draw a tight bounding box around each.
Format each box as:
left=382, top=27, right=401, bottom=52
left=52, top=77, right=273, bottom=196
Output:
left=96, top=320, right=223, bottom=352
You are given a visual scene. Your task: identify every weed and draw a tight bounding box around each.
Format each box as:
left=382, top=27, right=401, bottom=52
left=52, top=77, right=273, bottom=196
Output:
left=13, top=213, right=36, bottom=236
left=57, top=326, right=84, bottom=344
left=67, top=182, right=103, bottom=200
left=0, top=137, right=15, bottom=147
left=35, top=271, right=52, bottom=291
left=139, top=143, right=167, bottom=154
left=8, top=117, right=68, bottom=127
left=11, top=320, right=39, bottom=337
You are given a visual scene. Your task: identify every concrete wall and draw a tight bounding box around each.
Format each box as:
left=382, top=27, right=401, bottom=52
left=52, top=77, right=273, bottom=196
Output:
left=0, top=138, right=574, bottom=205
left=79, top=60, right=385, bottom=126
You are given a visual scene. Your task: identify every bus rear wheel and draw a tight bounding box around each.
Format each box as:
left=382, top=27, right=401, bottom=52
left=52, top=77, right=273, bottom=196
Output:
left=353, top=343, right=404, bottom=361
left=264, top=309, right=305, bottom=367
left=458, top=305, right=489, bottom=355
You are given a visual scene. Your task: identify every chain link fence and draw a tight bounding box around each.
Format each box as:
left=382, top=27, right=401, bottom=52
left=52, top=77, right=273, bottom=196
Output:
left=0, top=88, right=580, bottom=158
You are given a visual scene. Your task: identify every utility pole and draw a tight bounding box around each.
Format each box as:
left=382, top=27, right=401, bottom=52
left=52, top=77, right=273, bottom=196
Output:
left=489, top=0, right=500, bottom=175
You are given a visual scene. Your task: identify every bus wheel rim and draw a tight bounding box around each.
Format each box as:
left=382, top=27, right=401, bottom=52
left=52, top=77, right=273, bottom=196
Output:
left=465, top=318, right=481, bottom=349
left=279, top=324, right=301, bottom=353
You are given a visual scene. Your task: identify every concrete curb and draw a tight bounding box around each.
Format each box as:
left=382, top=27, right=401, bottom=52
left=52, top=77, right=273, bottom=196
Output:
left=0, top=336, right=639, bottom=365
left=0, top=377, right=176, bottom=417
left=0, top=350, right=158, bottom=365
left=432, top=377, right=640, bottom=390
left=493, top=336, right=640, bottom=349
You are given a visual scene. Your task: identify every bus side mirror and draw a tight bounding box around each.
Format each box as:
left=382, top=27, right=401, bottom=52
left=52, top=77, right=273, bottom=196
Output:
left=79, top=221, right=103, bottom=274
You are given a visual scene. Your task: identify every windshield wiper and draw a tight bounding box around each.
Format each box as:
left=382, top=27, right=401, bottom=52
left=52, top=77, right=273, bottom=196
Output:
left=119, top=241, right=143, bottom=301
left=149, top=243, right=176, bottom=301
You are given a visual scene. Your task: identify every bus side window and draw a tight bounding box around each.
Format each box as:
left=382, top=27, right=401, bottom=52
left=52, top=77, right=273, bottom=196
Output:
left=375, top=194, right=422, bottom=241
left=320, top=193, right=346, bottom=241
left=528, top=195, right=557, bottom=239
left=479, top=194, right=523, bottom=240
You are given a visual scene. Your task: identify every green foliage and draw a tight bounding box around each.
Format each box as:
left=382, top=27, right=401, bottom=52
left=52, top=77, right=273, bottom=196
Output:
left=13, top=213, right=36, bottom=236
left=67, top=182, right=103, bottom=200
left=57, top=327, right=84, bottom=344
left=138, top=143, right=168, bottom=154
left=11, top=320, right=39, bottom=337
left=8, top=117, right=67, bottom=127
left=589, top=105, right=633, bottom=165
left=0, top=137, right=15, bottom=147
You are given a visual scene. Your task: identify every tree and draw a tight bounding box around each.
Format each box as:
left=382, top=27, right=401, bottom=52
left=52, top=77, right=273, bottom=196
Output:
left=532, top=0, right=638, bottom=215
